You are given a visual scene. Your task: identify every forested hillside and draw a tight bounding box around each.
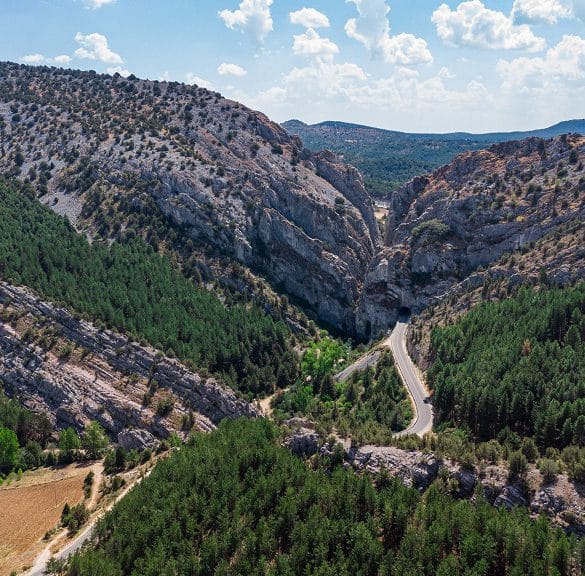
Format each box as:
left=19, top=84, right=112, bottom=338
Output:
left=283, top=119, right=585, bottom=197
left=0, top=179, right=297, bottom=396
left=429, top=285, right=585, bottom=448
left=67, top=419, right=581, bottom=576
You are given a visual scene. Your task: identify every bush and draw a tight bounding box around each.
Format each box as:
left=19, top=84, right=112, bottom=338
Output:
left=62, top=503, right=90, bottom=534
left=521, top=437, right=539, bottom=462
left=538, top=458, right=559, bottom=484
left=83, top=471, right=94, bottom=498
left=508, top=451, right=528, bottom=482
left=156, top=396, right=174, bottom=417
left=412, top=219, right=451, bottom=240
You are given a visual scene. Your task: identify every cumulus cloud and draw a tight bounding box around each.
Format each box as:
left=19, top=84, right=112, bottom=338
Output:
left=185, top=73, right=214, bottom=90
left=219, top=0, right=273, bottom=44
left=20, top=53, right=72, bottom=66
left=432, top=1, right=546, bottom=51
left=293, top=28, right=339, bottom=59
left=20, top=53, right=47, bottom=64
left=74, top=32, right=123, bottom=64
left=250, top=59, right=491, bottom=133
left=217, top=62, right=248, bottom=77
left=497, top=34, right=585, bottom=89
left=54, top=55, right=72, bottom=65
left=289, top=7, right=330, bottom=28
left=255, top=60, right=367, bottom=108
left=345, top=0, right=433, bottom=65
left=107, top=66, right=130, bottom=77
left=512, top=0, right=571, bottom=24
left=82, top=0, right=115, bottom=8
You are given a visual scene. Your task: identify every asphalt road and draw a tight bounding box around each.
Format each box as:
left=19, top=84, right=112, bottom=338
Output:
left=334, top=349, right=381, bottom=382
left=388, top=320, right=434, bottom=437
left=335, top=319, right=433, bottom=437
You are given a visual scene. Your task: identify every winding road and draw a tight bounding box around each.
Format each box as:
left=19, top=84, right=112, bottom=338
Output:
left=335, top=317, right=434, bottom=437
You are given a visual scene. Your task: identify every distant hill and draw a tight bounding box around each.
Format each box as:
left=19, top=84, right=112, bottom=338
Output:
left=283, top=119, right=585, bottom=197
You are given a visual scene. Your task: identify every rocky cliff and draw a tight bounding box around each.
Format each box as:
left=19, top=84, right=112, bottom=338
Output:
left=0, top=282, right=258, bottom=439
left=0, top=62, right=378, bottom=335
left=357, top=135, right=585, bottom=338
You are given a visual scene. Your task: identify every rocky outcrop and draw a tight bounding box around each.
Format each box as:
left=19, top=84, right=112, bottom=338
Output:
left=0, top=62, right=378, bottom=335
left=357, top=135, right=585, bottom=338
left=282, top=425, right=585, bottom=534
left=349, top=445, right=441, bottom=490
left=118, top=429, right=157, bottom=451
left=0, top=282, right=259, bottom=438
left=355, top=449, right=585, bottom=535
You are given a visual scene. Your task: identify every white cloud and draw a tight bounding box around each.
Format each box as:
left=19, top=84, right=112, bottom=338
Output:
left=255, top=60, right=367, bottom=108
left=512, top=0, right=571, bottom=24
left=497, top=34, right=585, bottom=89
left=217, top=62, right=248, bottom=77
left=20, top=53, right=72, bottom=66
left=74, top=32, right=123, bottom=64
left=107, top=66, right=130, bottom=77
left=185, top=73, right=214, bottom=90
left=82, top=0, right=115, bottom=8
left=345, top=0, right=433, bottom=66
left=54, top=54, right=72, bottom=65
left=432, top=1, right=546, bottom=51
left=293, top=28, right=339, bottom=59
left=289, top=7, right=330, bottom=28
left=21, top=53, right=47, bottom=64
left=249, top=60, right=492, bottom=133
left=218, top=0, right=273, bottom=44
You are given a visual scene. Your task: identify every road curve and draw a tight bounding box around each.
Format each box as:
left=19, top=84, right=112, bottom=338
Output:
left=387, top=319, right=433, bottom=437
left=335, top=318, right=433, bottom=437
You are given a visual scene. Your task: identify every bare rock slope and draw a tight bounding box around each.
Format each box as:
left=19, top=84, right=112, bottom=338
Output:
left=0, top=282, right=258, bottom=438
left=357, top=135, right=585, bottom=338
left=0, top=62, right=378, bottom=334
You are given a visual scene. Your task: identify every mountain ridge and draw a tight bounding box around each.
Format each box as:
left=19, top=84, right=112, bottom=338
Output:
left=0, top=61, right=378, bottom=336
left=283, top=118, right=585, bottom=142
left=283, top=118, right=585, bottom=196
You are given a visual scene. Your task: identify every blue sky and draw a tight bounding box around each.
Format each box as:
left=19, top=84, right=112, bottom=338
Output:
left=2, top=0, right=584, bottom=132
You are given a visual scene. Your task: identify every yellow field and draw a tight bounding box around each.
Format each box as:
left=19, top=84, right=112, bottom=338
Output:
left=0, top=464, right=89, bottom=576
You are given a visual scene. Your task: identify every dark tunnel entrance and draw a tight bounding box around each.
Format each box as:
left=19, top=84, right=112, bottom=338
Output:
left=398, top=307, right=412, bottom=322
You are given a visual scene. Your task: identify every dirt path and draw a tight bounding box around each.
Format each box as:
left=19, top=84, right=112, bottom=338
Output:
left=257, top=388, right=289, bottom=417
left=26, top=462, right=152, bottom=576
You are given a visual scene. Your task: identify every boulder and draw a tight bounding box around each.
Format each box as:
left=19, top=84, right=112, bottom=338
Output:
left=118, top=429, right=158, bottom=451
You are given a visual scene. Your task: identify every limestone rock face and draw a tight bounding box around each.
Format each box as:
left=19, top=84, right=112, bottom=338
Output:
left=118, top=429, right=157, bottom=451
left=0, top=282, right=259, bottom=438
left=283, top=427, right=320, bottom=458
left=0, top=63, right=378, bottom=335
left=357, top=135, right=585, bottom=339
